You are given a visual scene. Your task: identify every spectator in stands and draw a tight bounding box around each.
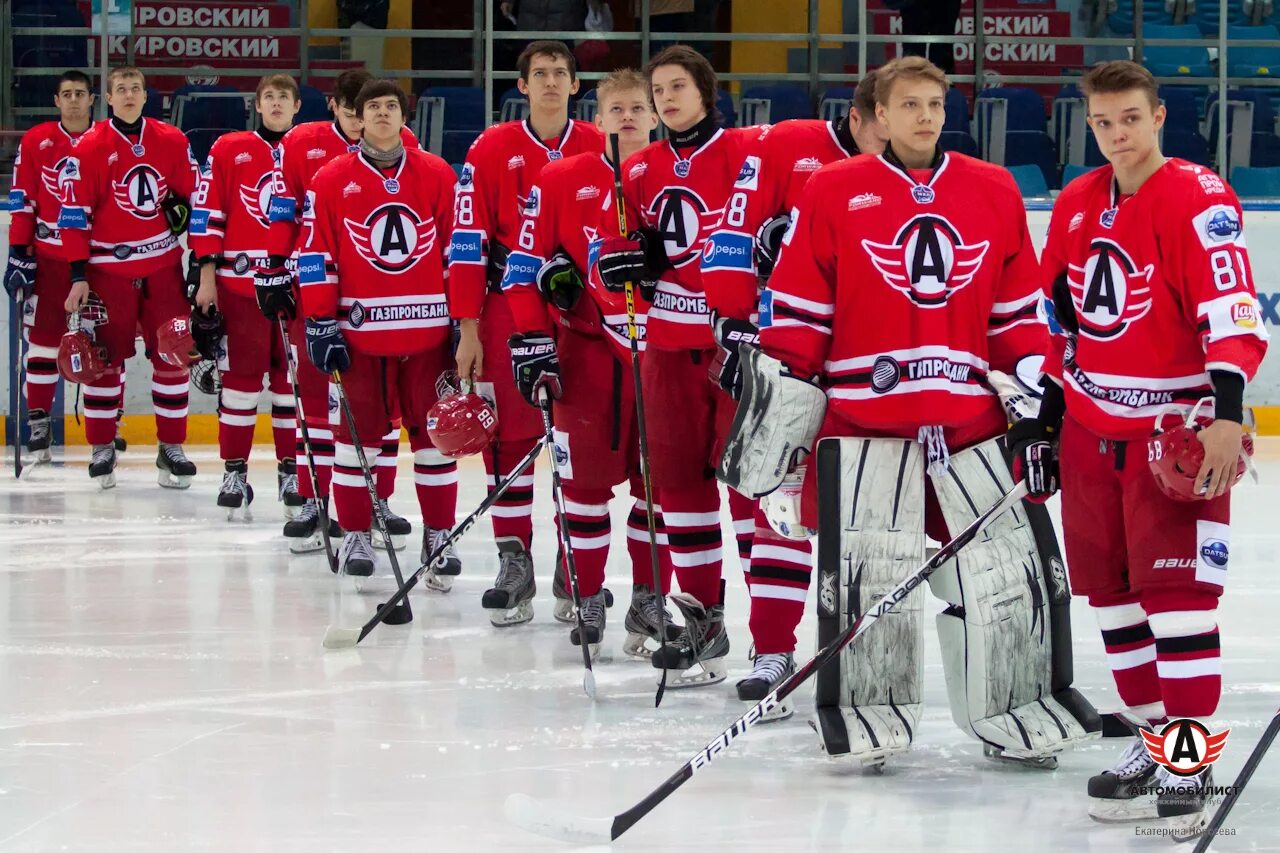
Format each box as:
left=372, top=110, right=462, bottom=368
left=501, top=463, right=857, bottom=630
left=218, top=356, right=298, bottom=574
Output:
left=500, top=0, right=603, bottom=32
left=894, top=0, right=963, bottom=75
left=644, top=0, right=693, bottom=52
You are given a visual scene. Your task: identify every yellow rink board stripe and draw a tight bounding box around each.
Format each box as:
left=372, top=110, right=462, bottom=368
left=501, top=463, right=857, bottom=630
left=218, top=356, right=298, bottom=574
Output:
left=4, top=409, right=1280, bottom=445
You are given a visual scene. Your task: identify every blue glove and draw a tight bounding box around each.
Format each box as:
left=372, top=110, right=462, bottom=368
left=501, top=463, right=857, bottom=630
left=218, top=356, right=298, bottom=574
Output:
left=5, top=247, right=36, bottom=301
left=305, top=317, right=349, bottom=374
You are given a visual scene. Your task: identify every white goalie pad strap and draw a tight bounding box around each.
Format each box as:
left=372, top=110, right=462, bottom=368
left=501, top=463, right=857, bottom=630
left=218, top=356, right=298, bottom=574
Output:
left=928, top=437, right=1093, bottom=757
left=813, top=437, right=925, bottom=764
left=717, top=347, right=827, bottom=499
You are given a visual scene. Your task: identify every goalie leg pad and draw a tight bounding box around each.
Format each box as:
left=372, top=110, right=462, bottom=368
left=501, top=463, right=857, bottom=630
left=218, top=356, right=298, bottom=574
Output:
left=717, top=347, right=826, bottom=499
left=814, top=437, right=925, bottom=767
left=928, top=437, right=1100, bottom=762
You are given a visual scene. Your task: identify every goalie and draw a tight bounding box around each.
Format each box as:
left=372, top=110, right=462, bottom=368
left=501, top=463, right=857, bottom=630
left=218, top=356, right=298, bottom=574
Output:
left=718, top=56, right=1100, bottom=768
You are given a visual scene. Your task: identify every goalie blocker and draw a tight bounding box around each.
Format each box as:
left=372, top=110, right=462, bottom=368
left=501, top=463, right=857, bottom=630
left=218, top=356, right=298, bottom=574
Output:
left=812, top=436, right=1100, bottom=768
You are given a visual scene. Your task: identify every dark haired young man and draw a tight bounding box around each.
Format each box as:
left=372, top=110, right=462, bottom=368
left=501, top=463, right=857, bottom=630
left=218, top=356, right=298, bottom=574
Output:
left=7, top=70, right=97, bottom=463
left=260, top=69, right=420, bottom=555
left=449, top=39, right=604, bottom=626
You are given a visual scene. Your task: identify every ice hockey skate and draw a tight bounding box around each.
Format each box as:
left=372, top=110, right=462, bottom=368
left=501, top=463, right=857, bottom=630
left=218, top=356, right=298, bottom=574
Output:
left=89, top=443, right=117, bottom=489
left=481, top=537, right=535, bottom=626
left=339, top=530, right=376, bottom=585
left=277, top=459, right=304, bottom=519
left=26, top=409, right=52, bottom=464
left=283, top=500, right=342, bottom=555
left=371, top=498, right=409, bottom=551
left=1087, top=735, right=1160, bottom=822
left=650, top=582, right=729, bottom=687
left=217, top=461, right=254, bottom=520
left=1153, top=765, right=1212, bottom=840
left=551, top=551, right=613, bottom=621
left=569, top=590, right=608, bottom=660
left=622, top=584, right=681, bottom=659
left=421, top=527, right=462, bottom=592
left=156, top=443, right=195, bottom=489
left=736, top=652, right=796, bottom=722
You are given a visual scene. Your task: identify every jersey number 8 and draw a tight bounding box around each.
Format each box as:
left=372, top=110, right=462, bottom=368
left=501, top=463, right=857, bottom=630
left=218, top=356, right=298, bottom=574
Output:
left=726, top=192, right=748, bottom=228
left=1210, top=247, right=1249, bottom=292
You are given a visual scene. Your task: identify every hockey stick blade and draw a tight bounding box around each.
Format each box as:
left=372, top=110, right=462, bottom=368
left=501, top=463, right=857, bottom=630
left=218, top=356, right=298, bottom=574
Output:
left=321, top=626, right=362, bottom=650
left=584, top=670, right=597, bottom=701
left=504, top=794, right=614, bottom=844
left=504, top=480, right=1029, bottom=842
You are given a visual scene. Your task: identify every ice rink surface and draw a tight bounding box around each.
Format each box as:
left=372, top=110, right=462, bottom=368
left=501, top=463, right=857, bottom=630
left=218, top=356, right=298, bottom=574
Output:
left=1, top=443, right=1277, bottom=853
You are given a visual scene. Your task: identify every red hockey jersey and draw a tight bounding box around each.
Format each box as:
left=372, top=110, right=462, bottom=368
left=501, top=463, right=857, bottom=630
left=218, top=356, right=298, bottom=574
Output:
left=760, top=151, right=1047, bottom=432
left=702, top=119, right=859, bottom=321
left=57, top=118, right=198, bottom=277
left=600, top=126, right=756, bottom=350
left=500, top=152, right=650, bottom=357
left=8, top=121, right=93, bottom=259
left=298, top=148, right=456, bottom=357
left=447, top=118, right=604, bottom=319
left=1041, top=159, right=1268, bottom=440
left=189, top=131, right=281, bottom=298
left=266, top=121, right=418, bottom=259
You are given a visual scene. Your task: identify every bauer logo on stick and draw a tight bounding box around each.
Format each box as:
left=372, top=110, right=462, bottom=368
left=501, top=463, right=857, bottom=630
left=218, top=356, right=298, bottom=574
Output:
left=1140, top=719, right=1230, bottom=777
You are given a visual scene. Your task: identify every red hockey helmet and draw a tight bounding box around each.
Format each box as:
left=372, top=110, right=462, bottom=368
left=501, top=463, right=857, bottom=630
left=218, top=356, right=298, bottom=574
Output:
left=1148, top=406, right=1254, bottom=502
left=57, top=328, right=108, bottom=384
left=427, top=385, right=498, bottom=458
left=155, top=315, right=200, bottom=367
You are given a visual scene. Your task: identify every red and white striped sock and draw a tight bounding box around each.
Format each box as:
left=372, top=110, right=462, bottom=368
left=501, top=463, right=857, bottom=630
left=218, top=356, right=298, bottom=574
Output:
left=560, top=487, right=612, bottom=597
left=269, top=370, right=295, bottom=463
left=218, top=378, right=259, bottom=462
left=727, top=487, right=756, bottom=586
left=625, top=479, right=673, bottom=594
left=413, top=447, right=457, bottom=529
left=24, top=343, right=60, bottom=413
left=332, top=442, right=377, bottom=532
left=151, top=365, right=189, bottom=444
left=1093, top=596, right=1167, bottom=726
left=1146, top=593, right=1222, bottom=718
left=485, top=438, right=538, bottom=550
left=377, top=428, right=400, bottom=500
left=747, top=505, right=813, bottom=654
left=297, top=422, right=334, bottom=501
left=82, top=369, right=121, bottom=446
left=659, top=483, right=722, bottom=607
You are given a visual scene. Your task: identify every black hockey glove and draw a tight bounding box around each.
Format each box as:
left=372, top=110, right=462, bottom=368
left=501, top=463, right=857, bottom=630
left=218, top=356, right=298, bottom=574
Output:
left=5, top=246, right=36, bottom=301
left=536, top=252, right=584, bottom=311
left=596, top=227, right=668, bottom=292
left=711, top=313, right=760, bottom=399
left=255, top=255, right=296, bottom=320
left=508, top=332, right=561, bottom=406
left=189, top=305, right=225, bottom=362
left=161, top=194, right=191, bottom=235
left=305, top=317, right=349, bottom=374
left=754, top=213, right=790, bottom=279
left=1007, top=417, right=1059, bottom=503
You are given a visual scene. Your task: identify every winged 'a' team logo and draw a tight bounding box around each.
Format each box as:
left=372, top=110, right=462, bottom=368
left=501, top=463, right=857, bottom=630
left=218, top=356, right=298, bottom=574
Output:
left=1068, top=238, right=1154, bottom=340
left=648, top=187, right=722, bottom=268
left=112, top=164, right=168, bottom=219
left=862, top=214, right=990, bottom=308
left=1140, top=720, right=1229, bottom=777
left=41, top=158, right=72, bottom=198
left=239, top=173, right=273, bottom=228
left=344, top=203, right=437, bottom=274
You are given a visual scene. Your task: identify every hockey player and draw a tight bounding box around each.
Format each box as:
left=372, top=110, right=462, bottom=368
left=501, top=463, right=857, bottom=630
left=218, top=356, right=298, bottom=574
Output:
left=260, top=69, right=421, bottom=554
left=6, top=70, right=96, bottom=463
left=500, top=68, right=680, bottom=649
left=702, top=72, right=887, bottom=716
left=449, top=40, right=603, bottom=624
left=724, top=56, right=1098, bottom=763
left=298, top=79, right=459, bottom=579
left=189, top=74, right=303, bottom=518
left=1014, top=61, right=1268, bottom=832
left=57, top=66, right=200, bottom=488
left=592, top=46, right=760, bottom=687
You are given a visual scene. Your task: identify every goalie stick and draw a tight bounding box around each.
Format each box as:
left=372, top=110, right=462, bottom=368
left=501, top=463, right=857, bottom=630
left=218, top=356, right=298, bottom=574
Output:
left=322, top=436, right=546, bottom=649
left=503, top=479, right=1030, bottom=843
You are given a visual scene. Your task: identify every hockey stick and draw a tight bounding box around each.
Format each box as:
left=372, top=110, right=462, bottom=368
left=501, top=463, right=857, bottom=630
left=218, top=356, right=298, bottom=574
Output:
left=331, top=369, right=412, bottom=626
left=277, top=317, right=338, bottom=574
left=504, top=479, right=1029, bottom=843
left=12, top=296, right=24, bottom=479
left=322, top=435, right=546, bottom=649
left=536, top=389, right=596, bottom=699
left=1187, top=707, right=1280, bottom=851
left=607, top=132, right=669, bottom=708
